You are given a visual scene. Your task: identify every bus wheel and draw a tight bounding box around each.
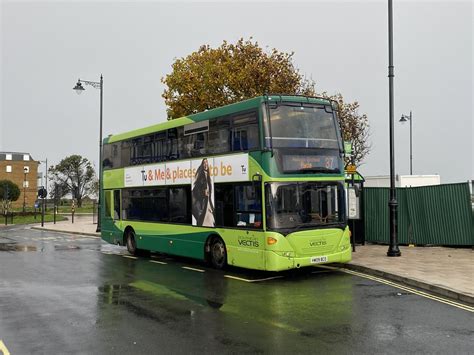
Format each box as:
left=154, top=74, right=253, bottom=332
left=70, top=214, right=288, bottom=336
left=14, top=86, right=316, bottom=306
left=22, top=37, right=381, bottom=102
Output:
left=210, top=237, right=227, bottom=270
left=125, top=229, right=137, bottom=255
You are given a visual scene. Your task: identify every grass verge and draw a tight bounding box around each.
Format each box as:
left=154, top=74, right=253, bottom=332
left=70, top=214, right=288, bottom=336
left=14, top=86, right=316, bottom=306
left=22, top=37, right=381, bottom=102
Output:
left=2, top=214, right=67, bottom=225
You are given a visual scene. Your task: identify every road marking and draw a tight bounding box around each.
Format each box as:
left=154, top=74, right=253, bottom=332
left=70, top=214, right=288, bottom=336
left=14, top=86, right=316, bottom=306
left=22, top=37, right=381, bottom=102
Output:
left=224, top=275, right=284, bottom=283
left=249, top=276, right=284, bottom=282
left=338, top=267, right=474, bottom=313
left=182, top=266, right=205, bottom=273
left=0, top=340, right=11, bottom=355
left=123, top=255, right=138, bottom=260
left=224, top=275, right=253, bottom=282
left=150, top=260, right=167, bottom=265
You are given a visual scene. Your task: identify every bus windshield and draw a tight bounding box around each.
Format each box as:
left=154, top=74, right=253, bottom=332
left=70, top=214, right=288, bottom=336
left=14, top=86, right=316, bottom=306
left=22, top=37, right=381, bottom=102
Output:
left=265, top=182, right=346, bottom=233
left=266, top=104, right=340, bottom=149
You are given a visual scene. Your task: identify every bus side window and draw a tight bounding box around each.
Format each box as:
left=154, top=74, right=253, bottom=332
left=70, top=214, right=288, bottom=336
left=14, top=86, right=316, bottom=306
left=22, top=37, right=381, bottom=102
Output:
left=113, top=190, right=121, bottom=220
left=209, top=117, right=231, bottom=154
left=130, top=137, right=142, bottom=165
left=167, top=128, right=179, bottom=160
left=232, top=111, right=259, bottom=151
left=121, top=140, right=131, bottom=167
left=169, top=186, right=191, bottom=224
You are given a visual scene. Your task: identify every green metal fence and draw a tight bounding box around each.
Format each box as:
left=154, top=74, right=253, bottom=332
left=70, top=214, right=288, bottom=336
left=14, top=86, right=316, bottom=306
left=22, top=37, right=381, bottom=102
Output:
left=364, top=183, right=474, bottom=246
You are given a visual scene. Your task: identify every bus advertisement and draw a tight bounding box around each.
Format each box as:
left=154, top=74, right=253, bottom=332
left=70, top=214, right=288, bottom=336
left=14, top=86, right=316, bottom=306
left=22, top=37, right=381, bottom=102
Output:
left=100, top=95, right=351, bottom=271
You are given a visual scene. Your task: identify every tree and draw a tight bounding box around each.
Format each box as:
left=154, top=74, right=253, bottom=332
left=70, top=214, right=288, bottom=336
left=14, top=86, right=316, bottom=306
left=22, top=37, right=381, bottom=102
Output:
left=48, top=155, right=96, bottom=207
left=0, top=180, right=20, bottom=213
left=321, top=93, right=371, bottom=166
left=162, top=38, right=314, bottom=119
left=162, top=38, right=370, bottom=165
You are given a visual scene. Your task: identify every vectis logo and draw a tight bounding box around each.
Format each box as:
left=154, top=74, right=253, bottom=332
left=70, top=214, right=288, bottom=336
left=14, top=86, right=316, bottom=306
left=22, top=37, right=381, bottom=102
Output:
left=310, top=240, right=326, bottom=247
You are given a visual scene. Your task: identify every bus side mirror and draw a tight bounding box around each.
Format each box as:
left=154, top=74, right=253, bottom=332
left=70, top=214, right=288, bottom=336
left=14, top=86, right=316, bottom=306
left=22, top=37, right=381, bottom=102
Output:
left=252, top=173, right=262, bottom=183
left=252, top=173, right=262, bottom=189
left=354, top=185, right=361, bottom=197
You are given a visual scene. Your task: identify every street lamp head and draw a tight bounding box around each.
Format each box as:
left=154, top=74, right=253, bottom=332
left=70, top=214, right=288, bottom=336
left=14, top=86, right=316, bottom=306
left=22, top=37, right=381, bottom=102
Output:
left=399, top=114, right=409, bottom=124
left=73, top=80, right=85, bottom=95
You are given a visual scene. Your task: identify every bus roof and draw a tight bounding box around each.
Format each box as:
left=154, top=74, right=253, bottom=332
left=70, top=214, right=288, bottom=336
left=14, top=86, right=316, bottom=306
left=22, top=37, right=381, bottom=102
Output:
left=106, top=95, right=331, bottom=144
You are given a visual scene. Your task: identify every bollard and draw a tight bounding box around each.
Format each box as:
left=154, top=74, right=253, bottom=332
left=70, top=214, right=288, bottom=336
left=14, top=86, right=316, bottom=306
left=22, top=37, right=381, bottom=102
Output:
left=53, top=205, right=57, bottom=224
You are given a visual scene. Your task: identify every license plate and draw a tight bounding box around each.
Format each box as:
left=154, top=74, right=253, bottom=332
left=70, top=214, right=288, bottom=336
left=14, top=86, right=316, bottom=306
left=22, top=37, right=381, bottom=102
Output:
left=310, top=256, right=328, bottom=264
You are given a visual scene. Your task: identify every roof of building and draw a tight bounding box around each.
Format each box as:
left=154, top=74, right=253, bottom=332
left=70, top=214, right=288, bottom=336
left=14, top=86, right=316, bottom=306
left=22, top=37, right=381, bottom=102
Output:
left=0, top=152, right=37, bottom=162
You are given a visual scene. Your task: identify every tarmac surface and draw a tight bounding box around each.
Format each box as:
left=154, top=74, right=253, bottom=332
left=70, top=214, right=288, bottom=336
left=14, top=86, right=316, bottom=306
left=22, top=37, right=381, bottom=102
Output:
left=1, top=225, right=473, bottom=354
left=30, top=215, right=474, bottom=305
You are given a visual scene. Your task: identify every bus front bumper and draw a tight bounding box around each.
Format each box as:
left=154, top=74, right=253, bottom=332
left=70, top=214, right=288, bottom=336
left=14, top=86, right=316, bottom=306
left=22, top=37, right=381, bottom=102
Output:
left=263, top=246, right=352, bottom=272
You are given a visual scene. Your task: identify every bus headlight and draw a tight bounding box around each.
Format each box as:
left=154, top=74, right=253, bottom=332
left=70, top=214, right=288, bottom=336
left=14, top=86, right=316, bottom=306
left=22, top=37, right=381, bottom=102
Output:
left=267, top=237, right=278, bottom=245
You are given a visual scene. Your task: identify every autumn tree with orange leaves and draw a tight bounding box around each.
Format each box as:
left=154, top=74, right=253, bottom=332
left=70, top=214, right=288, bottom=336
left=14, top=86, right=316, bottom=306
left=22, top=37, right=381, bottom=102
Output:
left=162, top=38, right=370, bottom=165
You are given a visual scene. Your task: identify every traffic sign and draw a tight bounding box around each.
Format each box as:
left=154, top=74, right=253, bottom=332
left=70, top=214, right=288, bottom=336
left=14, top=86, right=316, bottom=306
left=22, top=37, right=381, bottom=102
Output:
left=38, top=187, right=47, bottom=199
left=346, top=165, right=357, bottom=174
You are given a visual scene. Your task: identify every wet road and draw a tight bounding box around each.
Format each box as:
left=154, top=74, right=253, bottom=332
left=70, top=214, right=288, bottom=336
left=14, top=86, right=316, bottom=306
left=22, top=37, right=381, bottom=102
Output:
left=0, top=226, right=473, bottom=354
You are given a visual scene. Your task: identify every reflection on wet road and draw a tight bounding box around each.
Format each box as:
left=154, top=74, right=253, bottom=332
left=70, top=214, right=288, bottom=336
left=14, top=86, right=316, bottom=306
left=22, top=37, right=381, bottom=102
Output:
left=0, top=226, right=472, bottom=354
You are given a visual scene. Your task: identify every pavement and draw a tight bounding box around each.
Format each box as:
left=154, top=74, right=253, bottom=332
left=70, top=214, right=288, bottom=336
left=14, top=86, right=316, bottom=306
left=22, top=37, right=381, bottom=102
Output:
left=29, top=216, right=474, bottom=305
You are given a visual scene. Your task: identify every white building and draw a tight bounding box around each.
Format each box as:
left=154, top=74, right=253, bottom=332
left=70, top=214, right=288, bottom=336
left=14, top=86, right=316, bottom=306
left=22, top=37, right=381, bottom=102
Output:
left=363, top=175, right=441, bottom=188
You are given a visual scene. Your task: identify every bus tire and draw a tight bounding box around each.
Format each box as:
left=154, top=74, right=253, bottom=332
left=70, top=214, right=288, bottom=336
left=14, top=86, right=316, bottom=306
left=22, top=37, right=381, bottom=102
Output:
left=125, top=228, right=137, bottom=255
left=209, top=236, right=227, bottom=270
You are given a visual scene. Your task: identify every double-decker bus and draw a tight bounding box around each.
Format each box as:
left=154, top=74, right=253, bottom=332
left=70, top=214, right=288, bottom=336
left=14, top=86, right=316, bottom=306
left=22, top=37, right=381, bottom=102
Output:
left=101, top=95, right=351, bottom=271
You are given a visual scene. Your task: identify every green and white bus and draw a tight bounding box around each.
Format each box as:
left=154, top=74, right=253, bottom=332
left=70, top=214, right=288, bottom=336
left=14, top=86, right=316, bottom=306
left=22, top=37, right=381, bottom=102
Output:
left=101, top=95, right=351, bottom=271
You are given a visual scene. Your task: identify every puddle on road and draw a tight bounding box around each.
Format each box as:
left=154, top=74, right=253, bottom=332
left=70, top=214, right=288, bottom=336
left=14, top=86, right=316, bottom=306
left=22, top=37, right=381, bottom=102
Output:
left=54, top=245, right=81, bottom=251
left=0, top=243, right=37, bottom=252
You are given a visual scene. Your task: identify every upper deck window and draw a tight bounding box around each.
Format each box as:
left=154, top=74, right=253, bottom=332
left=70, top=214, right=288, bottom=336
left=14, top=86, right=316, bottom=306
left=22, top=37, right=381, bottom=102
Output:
left=266, top=104, right=339, bottom=150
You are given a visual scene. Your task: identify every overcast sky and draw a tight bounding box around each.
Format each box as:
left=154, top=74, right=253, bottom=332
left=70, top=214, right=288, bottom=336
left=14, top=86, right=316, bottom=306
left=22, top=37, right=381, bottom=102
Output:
left=1, top=0, right=472, bottom=183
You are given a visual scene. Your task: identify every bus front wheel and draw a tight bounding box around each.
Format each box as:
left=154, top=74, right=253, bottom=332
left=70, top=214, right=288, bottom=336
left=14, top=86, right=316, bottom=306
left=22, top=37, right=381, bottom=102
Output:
left=125, top=229, right=137, bottom=255
left=210, top=237, right=227, bottom=270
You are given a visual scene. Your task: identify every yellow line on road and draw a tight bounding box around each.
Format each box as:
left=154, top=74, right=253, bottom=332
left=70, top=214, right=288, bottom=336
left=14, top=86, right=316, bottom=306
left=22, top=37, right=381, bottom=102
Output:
left=249, top=276, right=284, bottom=282
left=123, top=255, right=138, bottom=260
left=224, top=275, right=284, bottom=283
left=0, top=340, right=11, bottom=355
left=340, top=268, right=474, bottom=313
left=182, top=266, right=205, bottom=273
left=224, top=275, right=252, bottom=282
left=150, top=260, right=167, bottom=265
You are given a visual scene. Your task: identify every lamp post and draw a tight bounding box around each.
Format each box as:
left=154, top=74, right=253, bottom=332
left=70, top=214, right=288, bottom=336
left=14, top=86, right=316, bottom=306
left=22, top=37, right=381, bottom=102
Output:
left=23, top=167, right=28, bottom=212
left=400, top=111, right=413, bottom=175
left=387, top=0, right=401, bottom=257
left=40, top=159, right=48, bottom=206
left=73, top=75, right=103, bottom=232
left=39, top=159, right=48, bottom=227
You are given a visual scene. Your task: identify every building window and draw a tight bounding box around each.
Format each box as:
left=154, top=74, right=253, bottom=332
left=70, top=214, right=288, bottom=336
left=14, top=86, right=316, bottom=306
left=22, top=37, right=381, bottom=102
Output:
left=24, top=166, right=30, bottom=173
left=6, top=154, right=12, bottom=160
left=23, top=154, right=30, bottom=161
left=23, top=181, right=29, bottom=188
left=6, top=166, right=12, bottom=173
